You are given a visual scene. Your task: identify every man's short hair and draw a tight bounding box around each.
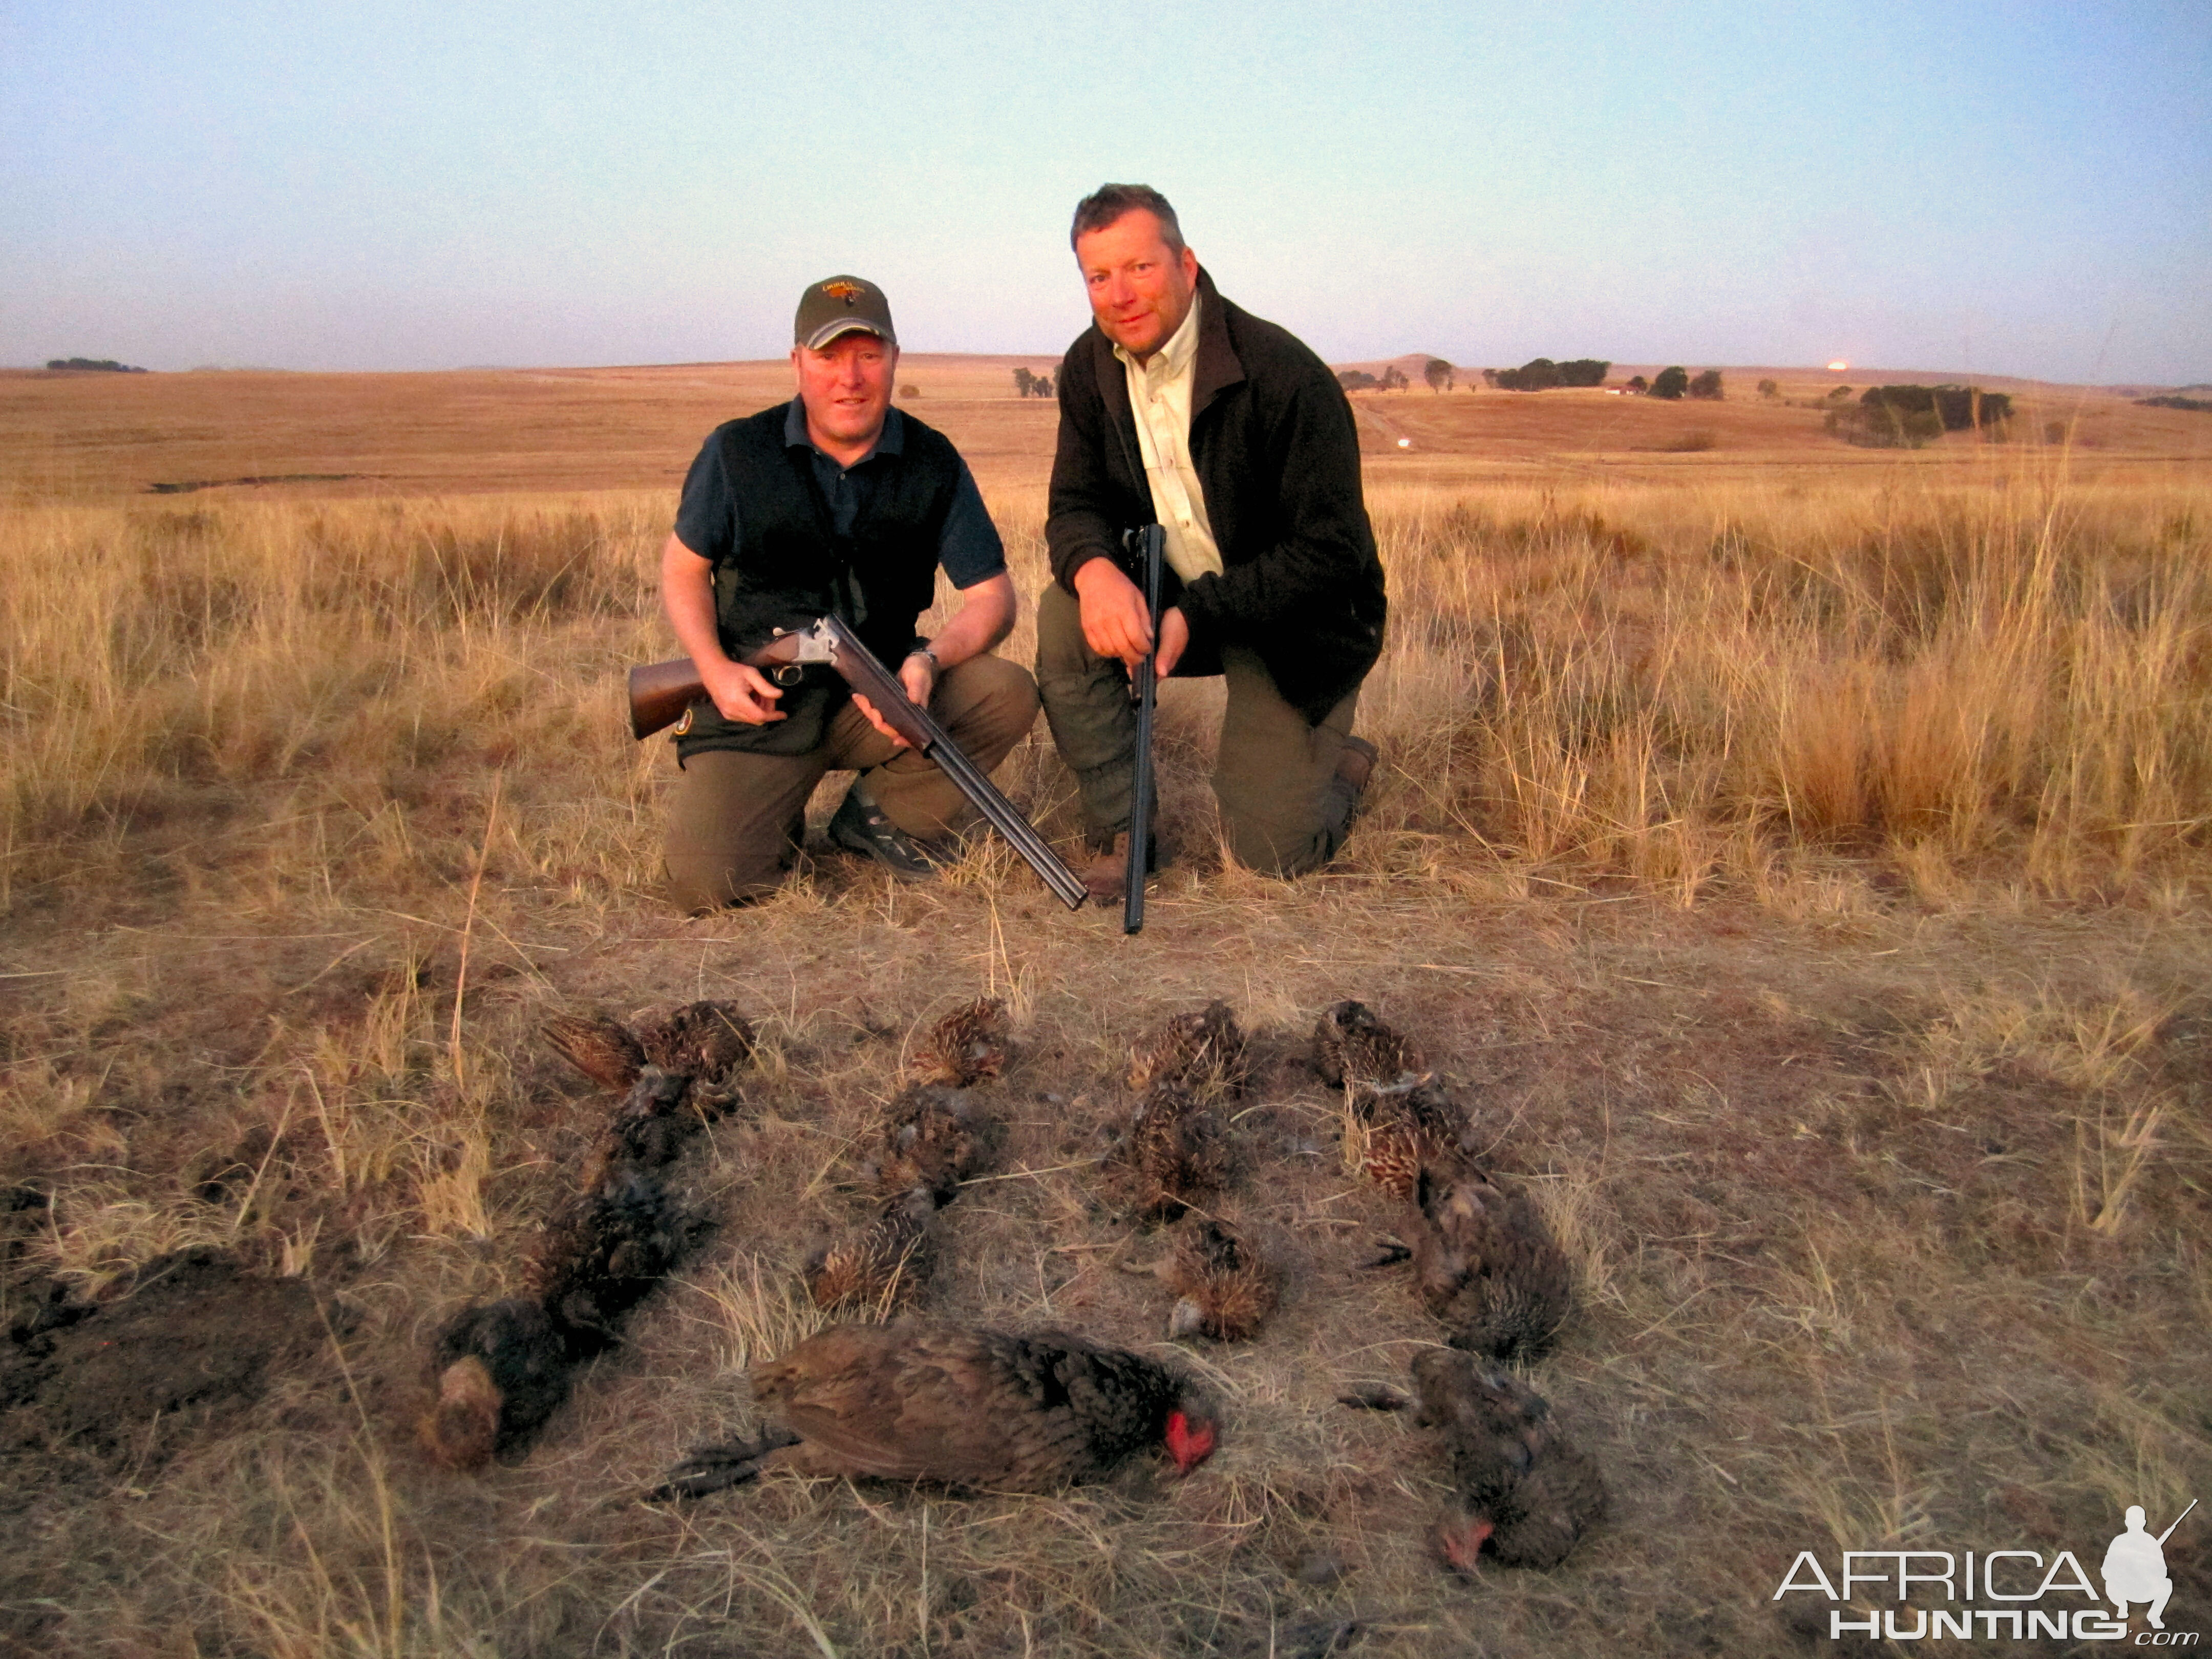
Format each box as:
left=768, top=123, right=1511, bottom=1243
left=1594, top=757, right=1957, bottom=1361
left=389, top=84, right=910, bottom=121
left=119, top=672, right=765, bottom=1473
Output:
left=1070, top=184, right=1184, bottom=254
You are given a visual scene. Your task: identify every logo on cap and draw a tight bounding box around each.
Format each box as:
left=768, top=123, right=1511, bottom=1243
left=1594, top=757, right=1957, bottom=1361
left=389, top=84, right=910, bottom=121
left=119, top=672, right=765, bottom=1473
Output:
left=821, top=280, right=865, bottom=305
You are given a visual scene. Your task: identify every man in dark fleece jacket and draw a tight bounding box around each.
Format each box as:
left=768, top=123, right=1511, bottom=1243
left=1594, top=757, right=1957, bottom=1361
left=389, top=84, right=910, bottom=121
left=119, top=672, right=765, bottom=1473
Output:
left=1040, top=183, right=1387, bottom=903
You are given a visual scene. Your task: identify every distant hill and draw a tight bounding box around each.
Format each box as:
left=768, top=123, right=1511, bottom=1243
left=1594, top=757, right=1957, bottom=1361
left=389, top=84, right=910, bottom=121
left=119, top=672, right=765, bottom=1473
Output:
left=1329, top=358, right=2203, bottom=398
left=46, top=357, right=148, bottom=373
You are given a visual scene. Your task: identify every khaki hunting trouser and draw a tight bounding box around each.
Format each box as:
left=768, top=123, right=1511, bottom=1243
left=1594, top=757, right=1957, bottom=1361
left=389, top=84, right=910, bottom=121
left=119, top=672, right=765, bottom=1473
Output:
left=663, top=654, right=1039, bottom=912
left=1033, top=582, right=1362, bottom=878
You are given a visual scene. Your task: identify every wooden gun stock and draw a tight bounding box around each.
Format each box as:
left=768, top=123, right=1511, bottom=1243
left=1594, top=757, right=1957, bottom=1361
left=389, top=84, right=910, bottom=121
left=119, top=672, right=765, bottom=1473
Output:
left=628, top=658, right=707, bottom=741
left=627, top=634, right=812, bottom=741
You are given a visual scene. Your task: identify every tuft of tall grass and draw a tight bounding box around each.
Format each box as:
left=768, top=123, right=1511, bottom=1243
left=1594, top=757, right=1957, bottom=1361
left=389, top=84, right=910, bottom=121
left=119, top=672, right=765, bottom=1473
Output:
left=1357, top=467, right=2212, bottom=895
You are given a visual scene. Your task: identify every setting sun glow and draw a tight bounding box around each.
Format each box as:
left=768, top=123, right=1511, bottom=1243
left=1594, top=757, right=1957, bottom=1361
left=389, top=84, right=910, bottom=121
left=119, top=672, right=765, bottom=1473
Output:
left=1827, top=359, right=1849, bottom=372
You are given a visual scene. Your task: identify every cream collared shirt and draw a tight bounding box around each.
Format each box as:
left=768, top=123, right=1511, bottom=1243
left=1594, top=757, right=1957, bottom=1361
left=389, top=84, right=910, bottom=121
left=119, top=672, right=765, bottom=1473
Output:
left=1115, top=292, right=1224, bottom=584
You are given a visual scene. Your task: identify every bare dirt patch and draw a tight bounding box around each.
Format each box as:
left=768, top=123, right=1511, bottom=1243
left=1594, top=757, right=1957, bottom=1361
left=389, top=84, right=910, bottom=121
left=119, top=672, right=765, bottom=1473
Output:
left=2, top=1247, right=341, bottom=1469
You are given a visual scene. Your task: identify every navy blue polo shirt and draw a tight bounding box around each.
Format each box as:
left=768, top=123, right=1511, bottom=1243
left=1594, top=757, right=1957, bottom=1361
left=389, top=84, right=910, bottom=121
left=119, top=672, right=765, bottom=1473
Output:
left=674, top=401, right=1006, bottom=589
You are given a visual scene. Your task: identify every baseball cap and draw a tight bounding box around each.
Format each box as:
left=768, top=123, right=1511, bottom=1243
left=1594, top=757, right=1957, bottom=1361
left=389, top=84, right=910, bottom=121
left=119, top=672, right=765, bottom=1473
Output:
left=795, top=275, right=898, bottom=350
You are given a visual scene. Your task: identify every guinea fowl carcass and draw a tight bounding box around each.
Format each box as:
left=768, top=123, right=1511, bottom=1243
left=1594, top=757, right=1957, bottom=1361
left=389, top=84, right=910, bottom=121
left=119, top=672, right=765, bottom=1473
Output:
left=1125, top=1002, right=1249, bottom=1102
left=1411, top=1162, right=1571, bottom=1362
left=1158, top=1217, right=1278, bottom=1341
left=805, top=1187, right=939, bottom=1314
left=417, top=1173, right=719, bottom=1470
left=1111, top=1084, right=1231, bottom=1221
left=866, top=1084, right=987, bottom=1203
left=1413, top=1348, right=1605, bottom=1571
left=907, top=997, right=1012, bottom=1088
left=655, top=1320, right=1219, bottom=1498
left=418, top=1297, right=575, bottom=1469
left=1311, top=1000, right=1419, bottom=1091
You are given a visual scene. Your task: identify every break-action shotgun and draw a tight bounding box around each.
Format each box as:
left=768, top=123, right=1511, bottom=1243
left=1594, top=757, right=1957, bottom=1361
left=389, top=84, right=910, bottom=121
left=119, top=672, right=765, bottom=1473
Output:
left=629, top=618, right=1088, bottom=911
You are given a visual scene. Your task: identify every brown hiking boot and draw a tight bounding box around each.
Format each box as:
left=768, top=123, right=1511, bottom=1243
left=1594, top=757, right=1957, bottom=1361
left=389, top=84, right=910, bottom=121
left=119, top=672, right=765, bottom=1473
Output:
left=1080, top=831, right=1167, bottom=905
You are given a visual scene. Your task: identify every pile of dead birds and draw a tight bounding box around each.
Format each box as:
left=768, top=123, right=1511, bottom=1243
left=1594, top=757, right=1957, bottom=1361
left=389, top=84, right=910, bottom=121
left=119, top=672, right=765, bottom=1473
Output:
left=420, top=993, right=1605, bottom=1579
left=1314, top=998, right=1606, bottom=1572
left=418, top=1000, right=754, bottom=1468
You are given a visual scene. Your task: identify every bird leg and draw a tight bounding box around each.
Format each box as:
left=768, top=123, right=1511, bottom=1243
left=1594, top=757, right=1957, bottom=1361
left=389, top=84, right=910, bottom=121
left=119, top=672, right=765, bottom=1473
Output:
left=650, top=1424, right=804, bottom=1500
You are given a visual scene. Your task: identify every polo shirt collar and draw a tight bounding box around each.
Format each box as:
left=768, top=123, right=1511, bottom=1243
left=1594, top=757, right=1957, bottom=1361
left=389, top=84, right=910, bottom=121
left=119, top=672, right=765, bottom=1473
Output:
left=784, top=397, right=904, bottom=463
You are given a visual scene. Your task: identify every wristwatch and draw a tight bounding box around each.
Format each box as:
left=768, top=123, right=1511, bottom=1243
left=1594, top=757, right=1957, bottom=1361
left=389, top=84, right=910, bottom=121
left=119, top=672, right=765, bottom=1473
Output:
left=909, top=646, right=940, bottom=673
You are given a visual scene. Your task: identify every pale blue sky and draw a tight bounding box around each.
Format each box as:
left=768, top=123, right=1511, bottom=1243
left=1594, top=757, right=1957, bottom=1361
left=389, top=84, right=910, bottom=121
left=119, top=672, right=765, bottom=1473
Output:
left=3, top=2, right=2205, bottom=382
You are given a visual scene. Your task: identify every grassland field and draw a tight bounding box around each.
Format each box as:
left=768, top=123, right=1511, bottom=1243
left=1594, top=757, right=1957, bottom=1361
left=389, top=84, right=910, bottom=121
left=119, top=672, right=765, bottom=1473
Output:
left=0, top=359, right=2207, bottom=1656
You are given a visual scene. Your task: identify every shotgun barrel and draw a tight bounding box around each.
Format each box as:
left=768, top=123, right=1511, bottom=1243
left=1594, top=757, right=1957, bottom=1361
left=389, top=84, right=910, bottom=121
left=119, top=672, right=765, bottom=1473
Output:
left=1122, top=524, right=1165, bottom=935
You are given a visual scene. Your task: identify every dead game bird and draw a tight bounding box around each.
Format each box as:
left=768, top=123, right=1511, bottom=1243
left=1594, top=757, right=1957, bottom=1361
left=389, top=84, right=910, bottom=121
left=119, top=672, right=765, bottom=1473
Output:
left=638, top=1001, right=756, bottom=1097
left=1348, top=1076, right=1472, bottom=1199
left=1159, top=1218, right=1279, bottom=1341
left=805, top=1187, right=939, bottom=1315
left=525, top=1168, right=718, bottom=1352
left=1125, top=1002, right=1249, bottom=1102
left=542, top=1011, right=647, bottom=1094
left=867, top=1084, right=987, bottom=1203
left=1413, top=1349, right=1606, bottom=1571
left=1411, top=1163, right=1571, bottom=1363
left=418, top=1297, right=576, bottom=1470
left=577, top=1067, right=713, bottom=1192
left=1312, top=999, right=1418, bottom=1090
left=1112, top=1084, right=1231, bottom=1221
left=655, top=1320, right=1219, bottom=1497
left=907, top=997, right=1011, bottom=1088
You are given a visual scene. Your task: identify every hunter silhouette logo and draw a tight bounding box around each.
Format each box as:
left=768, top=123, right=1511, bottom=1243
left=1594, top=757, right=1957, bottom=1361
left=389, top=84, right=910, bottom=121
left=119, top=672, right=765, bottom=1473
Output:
left=1773, top=1499, right=2199, bottom=1643
left=820, top=280, right=865, bottom=305
left=2106, top=1501, right=2196, bottom=1632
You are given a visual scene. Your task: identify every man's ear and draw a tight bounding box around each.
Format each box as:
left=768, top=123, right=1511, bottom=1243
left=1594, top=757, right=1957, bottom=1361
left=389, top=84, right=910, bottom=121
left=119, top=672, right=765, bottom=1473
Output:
left=1180, top=245, right=1199, bottom=287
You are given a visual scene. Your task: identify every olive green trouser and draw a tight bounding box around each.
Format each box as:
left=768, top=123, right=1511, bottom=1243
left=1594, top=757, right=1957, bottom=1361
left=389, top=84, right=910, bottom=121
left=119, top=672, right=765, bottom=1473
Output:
left=1033, top=581, right=1363, bottom=878
left=663, top=654, right=1039, bottom=912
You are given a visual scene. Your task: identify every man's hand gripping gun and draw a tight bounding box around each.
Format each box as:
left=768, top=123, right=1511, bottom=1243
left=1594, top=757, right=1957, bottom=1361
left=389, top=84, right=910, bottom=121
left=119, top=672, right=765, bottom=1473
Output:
left=628, top=618, right=1088, bottom=911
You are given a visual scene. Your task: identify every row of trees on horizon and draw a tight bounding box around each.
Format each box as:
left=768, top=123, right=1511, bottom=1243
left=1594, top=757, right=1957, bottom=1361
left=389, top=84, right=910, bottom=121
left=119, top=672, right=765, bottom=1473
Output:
left=1332, top=357, right=1728, bottom=400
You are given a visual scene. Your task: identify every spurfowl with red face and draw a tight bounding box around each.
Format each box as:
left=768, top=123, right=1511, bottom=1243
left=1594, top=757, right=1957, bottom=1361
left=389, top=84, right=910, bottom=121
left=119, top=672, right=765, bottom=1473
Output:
left=1413, top=1349, right=1605, bottom=1571
left=656, top=1321, right=1220, bottom=1497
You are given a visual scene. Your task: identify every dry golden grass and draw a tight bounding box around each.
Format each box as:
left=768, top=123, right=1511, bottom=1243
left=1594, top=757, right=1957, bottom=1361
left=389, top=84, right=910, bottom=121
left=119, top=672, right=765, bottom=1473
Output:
left=0, top=380, right=2208, bottom=1654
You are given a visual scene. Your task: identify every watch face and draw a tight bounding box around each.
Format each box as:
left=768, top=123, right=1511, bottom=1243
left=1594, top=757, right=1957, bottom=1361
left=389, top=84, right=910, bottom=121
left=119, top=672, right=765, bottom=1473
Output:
left=673, top=708, right=694, bottom=737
